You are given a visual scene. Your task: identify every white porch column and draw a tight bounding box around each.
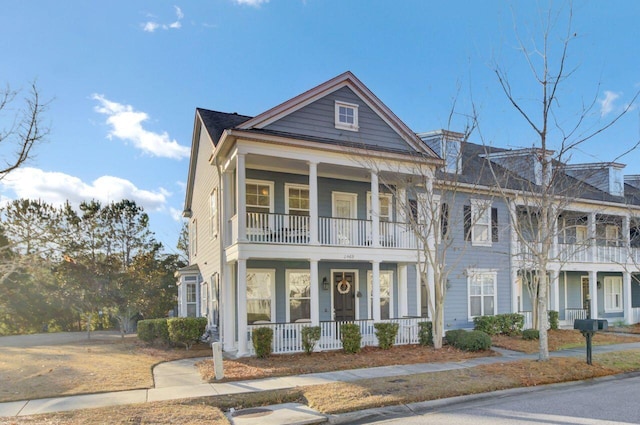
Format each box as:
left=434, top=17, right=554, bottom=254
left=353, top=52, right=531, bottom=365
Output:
left=222, top=262, right=235, bottom=352
left=309, top=161, right=319, bottom=245
left=589, top=212, right=596, bottom=261
left=415, top=265, right=422, bottom=317
left=396, top=187, right=407, bottom=222
left=372, top=260, right=381, bottom=321
left=588, top=270, right=598, bottom=319
left=398, top=263, right=408, bottom=318
left=236, top=259, right=248, bottom=356
left=550, top=269, right=560, bottom=312
left=236, top=153, right=247, bottom=242
left=509, top=200, right=519, bottom=313
left=310, top=260, right=320, bottom=325
left=624, top=271, right=632, bottom=324
left=371, top=171, right=380, bottom=248
left=222, top=171, right=233, bottom=246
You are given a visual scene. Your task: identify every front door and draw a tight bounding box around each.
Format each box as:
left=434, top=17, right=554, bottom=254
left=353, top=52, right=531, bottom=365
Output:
left=334, top=271, right=356, bottom=321
left=332, top=192, right=357, bottom=245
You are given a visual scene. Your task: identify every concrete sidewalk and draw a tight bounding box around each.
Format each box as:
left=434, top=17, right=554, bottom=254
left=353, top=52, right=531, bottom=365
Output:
left=2, top=341, right=640, bottom=422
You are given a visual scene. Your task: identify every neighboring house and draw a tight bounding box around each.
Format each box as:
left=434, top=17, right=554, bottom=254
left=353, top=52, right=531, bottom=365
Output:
left=177, top=71, right=640, bottom=356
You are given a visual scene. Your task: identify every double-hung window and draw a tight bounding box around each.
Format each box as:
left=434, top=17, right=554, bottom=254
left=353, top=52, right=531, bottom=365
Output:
left=335, top=101, right=359, bottom=131
left=210, top=188, right=218, bottom=239
left=468, top=269, right=497, bottom=318
left=185, top=277, right=197, bottom=317
left=604, top=276, right=622, bottom=312
left=464, top=199, right=497, bottom=246
left=246, top=269, right=275, bottom=324
left=286, top=270, right=311, bottom=322
left=246, top=180, right=274, bottom=233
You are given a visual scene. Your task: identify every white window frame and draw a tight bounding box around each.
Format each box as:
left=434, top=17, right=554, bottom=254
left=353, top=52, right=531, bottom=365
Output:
left=467, top=269, right=497, bottom=319
left=185, top=279, right=198, bottom=318
left=210, top=188, right=218, bottom=239
left=471, top=199, right=492, bottom=247
left=246, top=179, right=275, bottom=234
left=367, top=270, right=394, bottom=320
left=604, top=276, right=623, bottom=313
left=367, top=192, right=393, bottom=222
left=246, top=179, right=274, bottom=213
left=285, top=183, right=310, bottom=216
left=605, top=225, right=619, bottom=247
left=576, top=225, right=588, bottom=243
left=246, top=268, right=276, bottom=323
left=285, top=269, right=311, bottom=323
left=334, top=101, right=359, bottom=131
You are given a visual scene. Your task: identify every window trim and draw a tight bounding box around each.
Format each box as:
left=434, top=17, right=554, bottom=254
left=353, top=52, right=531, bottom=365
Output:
left=604, top=276, right=623, bottom=313
left=245, top=179, right=275, bottom=213
left=285, top=269, right=311, bottom=323
left=285, top=183, right=310, bottom=215
left=470, top=199, right=492, bottom=247
left=246, top=268, right=276, bottom=324
left=367, top=270, right=394, bottom=320
left=210, top=188, right=218, bottom=239
left=366, top=192, right=393, bottom=221
left=605, top=225, right=619, bottom=246
left=190, top=219, right=198, bottom=258
left=334, top=101, right=359, bottom=131
left=467, top=269, right=497, bottom=320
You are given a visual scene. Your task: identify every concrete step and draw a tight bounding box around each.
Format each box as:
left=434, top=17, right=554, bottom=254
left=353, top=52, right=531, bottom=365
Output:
left=227, top=403, right=326, bottom=425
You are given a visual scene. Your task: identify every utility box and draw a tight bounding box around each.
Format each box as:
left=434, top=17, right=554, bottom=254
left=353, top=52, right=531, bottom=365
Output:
left=212, top=342, right=224, bottom=380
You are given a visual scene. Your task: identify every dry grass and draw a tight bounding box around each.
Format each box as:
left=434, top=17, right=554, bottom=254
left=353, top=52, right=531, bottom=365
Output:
left=491, top=329, right=640, bottom=353
left=199, top=344, right=495, bottom=382
left=0, top=339, right=211, bottom=403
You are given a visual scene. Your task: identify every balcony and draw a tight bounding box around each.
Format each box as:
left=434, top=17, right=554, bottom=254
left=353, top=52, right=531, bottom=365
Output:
left=515, top=241, right=640, bottom=265
left=230, top=212, right=417, bottom=249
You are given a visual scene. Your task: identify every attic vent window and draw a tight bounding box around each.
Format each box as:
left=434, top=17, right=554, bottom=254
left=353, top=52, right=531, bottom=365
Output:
left=335, top=101, right=359, bottom=131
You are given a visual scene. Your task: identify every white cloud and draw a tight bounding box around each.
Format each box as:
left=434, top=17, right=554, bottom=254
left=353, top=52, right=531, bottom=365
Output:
left=92, top=94, right=190, bottom=160
left=0, top=167, right=169, bottom=212
left=234, top=0, right=269, bottom=6
left=169, top=207, right=184, bottom=221
left=599, top=90, right=621, bottom=117
left=142, top=5, right=184, bottom=32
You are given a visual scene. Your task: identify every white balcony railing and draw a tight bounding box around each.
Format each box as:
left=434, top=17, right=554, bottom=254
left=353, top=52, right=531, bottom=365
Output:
left=516, top=241, right=640, bottom=265
left=246, top=317, right=423, bottom=355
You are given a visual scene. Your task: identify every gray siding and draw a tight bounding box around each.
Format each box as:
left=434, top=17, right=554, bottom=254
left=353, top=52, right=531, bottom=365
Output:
left=264, top=86, right=414, bottom=153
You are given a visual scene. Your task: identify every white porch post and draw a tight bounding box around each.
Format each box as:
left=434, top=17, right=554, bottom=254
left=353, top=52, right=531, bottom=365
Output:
left=372, top=260, right=381, bottom=321
left=509, top=200, right=519, bottom=313
left=398, top=263, right=408, bottom=318
left=589, top=270, right=598, bottom=319
left=371, top=171, right=380, bottom=248
left=222, top=262, right=235, bottom=352
left=415, top=264, right=422, bottom=317
left=550, top=269, right=560, bottom=312
left=589, top=212, right=596, bottom=261
left=222, top=171, right=233, bottom=246
left=310, top=260, right=320, bottom=325
left=396, top=187, right=407, bottom=222
left=237, top=259, right=248, bottom=356
left=624, top=271, right=632, bottom=324
left=237, top=153, right=247, bottom=242
left=309, top=161, right=319, bottom=245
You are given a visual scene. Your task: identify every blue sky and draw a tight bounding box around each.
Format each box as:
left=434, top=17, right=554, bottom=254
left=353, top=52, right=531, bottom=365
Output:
left=1, top=0, right=639, bottom=253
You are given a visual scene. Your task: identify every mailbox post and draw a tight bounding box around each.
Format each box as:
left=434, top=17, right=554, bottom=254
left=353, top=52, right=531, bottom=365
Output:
left=573, top=318, right=608, bottom=365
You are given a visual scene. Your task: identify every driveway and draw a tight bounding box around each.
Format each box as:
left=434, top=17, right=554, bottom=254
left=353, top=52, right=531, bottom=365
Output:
left=0, top=331, right=135, bottom=348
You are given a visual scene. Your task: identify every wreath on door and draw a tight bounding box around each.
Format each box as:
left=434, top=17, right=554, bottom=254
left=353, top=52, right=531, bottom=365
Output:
left=337, top=272, right=351, bottom=294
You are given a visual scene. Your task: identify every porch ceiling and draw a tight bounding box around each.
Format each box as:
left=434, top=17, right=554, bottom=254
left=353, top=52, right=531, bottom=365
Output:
left=246, top=153, right=375, bottom=182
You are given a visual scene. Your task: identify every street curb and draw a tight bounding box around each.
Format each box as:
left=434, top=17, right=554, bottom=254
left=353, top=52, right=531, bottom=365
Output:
left=326, top=370, right=640, bottom=424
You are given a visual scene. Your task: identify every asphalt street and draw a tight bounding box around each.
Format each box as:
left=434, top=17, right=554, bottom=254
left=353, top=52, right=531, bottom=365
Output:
left=354, top=374, right=640, bottom=424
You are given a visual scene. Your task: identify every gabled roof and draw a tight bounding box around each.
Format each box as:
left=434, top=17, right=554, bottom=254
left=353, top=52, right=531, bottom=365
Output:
left=236, top=71, right=438, bottom=158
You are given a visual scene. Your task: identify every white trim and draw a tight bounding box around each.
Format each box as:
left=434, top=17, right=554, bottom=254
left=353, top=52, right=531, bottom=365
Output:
left=330, top=268, right=359, bottom=320
left=604, top=276, right=623, bottom=313
left=334, top=101, right=359, bottom=131
left=367, top=270, right=394, bottom=319
left=467, top=269, right=498, bottom=319
left=470, top=199, right=492, bottom=247
left=245, top=179, right=275, bottom=213
left=246, top=268, right=276, bottom=323
left=605, top=225, right=619, bottom=246
left=285, top=183, right=310, bottom=215
left=285, top=269, right=311, bottom=323
left=580, top=275, right=589, bottom=306
left=367, top=192, right=393, bottom=221
left=210, top=188, right=218, bottom=240
left=332, top=192, right=358, bottom=219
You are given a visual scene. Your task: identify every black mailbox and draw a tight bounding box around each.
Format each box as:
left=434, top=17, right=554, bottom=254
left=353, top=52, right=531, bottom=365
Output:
left=574, top=319, right=598, bottom=332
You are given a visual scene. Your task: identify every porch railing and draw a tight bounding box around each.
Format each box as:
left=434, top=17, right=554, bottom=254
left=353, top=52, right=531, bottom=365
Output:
left=246, top=212, right=310, bottom=244
left=632, top=308, right=640, bottom=325
left=565, top=308, right=587, bottom=322
left=519, top=311, right=533, bottom=330
left=517, top=242, right=637, bottom=265
left=246, top=317, right=424, bottom=355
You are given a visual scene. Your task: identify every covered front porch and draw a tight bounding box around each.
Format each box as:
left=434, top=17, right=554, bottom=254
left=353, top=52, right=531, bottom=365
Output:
left=220, top=259, right=430, bottom=355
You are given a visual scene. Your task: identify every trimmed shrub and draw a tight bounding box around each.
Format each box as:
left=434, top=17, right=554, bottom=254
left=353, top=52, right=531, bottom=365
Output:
left=473, top=315, right=500, bottom=335
left=496, top=313, right=525, bottom=336
left=418, top=321, right=433, bottom=346
left=374, top=323, right=399, bottom=350
left=522, top=329, right=540, bottom=340
left=252, top=327, right=273, bottom=358
left=137, top=318, right=169, bottom=345
left=444, top=329, right=467, bottom=347
left=167, top=317, right=207, bottom=350
left=548, top=310, right=559, bottom=330
left=456, top=330, right=492, bottom=351
left=340, top=323, right=361, bottom=354
left=301, top=326, right=321, bottom=355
